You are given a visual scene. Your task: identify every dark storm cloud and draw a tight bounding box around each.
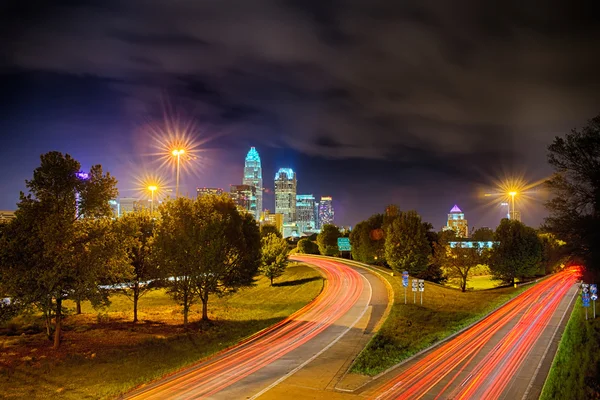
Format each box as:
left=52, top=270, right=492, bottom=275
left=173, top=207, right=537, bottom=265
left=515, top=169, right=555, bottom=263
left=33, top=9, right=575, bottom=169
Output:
left=3, top=0, right=599, bottom=167
left=1, top=0, right=599, bottom=225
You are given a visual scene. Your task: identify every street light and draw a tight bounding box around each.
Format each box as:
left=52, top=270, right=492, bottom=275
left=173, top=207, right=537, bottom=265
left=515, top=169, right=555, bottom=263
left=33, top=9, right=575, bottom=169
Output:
left=171, top=149, right=185, bottom=197
left=148, top=185, right=158, bottom=213
left=509, top=191, right=517, bottom=219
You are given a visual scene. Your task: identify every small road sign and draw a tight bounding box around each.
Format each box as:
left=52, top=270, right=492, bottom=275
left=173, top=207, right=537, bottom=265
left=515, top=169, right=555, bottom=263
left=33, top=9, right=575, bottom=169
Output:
left=583, top=292, right=590, bottom=307
left=412, top=279, right=418, bottom=292
left=418, top=279, right=425, bottom=292
left=337, top=237, right=352, bottom=252
left=582, top=283, right=590, bottom=294
left=591, top=284, right=597, bottom=295
left=592, top=294, right=598, bottom=301
left=402, top=271, right=409, bottom=288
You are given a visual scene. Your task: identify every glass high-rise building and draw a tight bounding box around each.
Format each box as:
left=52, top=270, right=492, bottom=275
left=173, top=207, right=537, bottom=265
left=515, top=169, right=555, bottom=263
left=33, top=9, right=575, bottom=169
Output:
left=243, top=147, right=263, bottom=220
left=230, top=184, right=257, bottom=215
left=296, top=194, right=316, bottom=233
left=318, top=196, right=334, bottom=226
left=275, top=168, right=297, bottom=224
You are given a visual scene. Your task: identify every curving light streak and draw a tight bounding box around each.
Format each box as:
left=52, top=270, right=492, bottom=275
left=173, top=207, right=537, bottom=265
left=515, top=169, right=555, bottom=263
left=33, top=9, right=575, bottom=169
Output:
left=126, top=256, right=365, bottom=399
left=372, top=266, right=581, bottom=400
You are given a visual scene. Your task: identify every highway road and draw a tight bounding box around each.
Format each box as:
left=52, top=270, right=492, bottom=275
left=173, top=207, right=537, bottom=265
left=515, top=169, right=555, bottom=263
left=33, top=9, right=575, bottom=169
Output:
left=365, top=267, right=580, bottom=400
left=124, top=256, right=389, bottom=400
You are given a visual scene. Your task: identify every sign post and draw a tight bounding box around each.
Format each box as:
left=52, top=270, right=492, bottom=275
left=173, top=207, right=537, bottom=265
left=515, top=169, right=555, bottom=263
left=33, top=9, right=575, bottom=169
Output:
left=412, top=279, right=417, bottom=304
left=582, top=283, right=590, bottom=320
left=591, top=284, right=597, bottom=319
left=418, top=279, right=425, bottom=305
left=402, top=271, right=409, bottom=305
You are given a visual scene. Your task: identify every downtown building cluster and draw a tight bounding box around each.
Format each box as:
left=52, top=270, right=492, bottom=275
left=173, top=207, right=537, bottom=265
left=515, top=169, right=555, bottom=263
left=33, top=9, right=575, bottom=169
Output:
left=200, top=147, right=334, bottom=238
left=106, top=147, right=333, bottom=238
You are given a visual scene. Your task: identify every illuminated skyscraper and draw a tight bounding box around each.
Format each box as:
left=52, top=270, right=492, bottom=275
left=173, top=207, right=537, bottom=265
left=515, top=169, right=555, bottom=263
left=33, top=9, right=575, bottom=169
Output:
left=318, top=196, right=334, bottom=226
left=243, top=147, right=263, bottom=220
left=230, top=184, right=257, bottom=215
left=296, top=194, right=316, bottom=233
left=196, top=187, right=224, bottom=197
left=445, top=204, right=469, bottom=238
left=274, top=168, right=297, bottom=223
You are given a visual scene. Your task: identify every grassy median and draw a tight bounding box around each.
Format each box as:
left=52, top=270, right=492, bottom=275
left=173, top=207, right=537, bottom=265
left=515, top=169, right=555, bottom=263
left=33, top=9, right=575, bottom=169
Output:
left=0, top=264, right=323, bottom=400
left=349, top=264, right=527, bottom=376
left=540, top=297, right=600, bottom=400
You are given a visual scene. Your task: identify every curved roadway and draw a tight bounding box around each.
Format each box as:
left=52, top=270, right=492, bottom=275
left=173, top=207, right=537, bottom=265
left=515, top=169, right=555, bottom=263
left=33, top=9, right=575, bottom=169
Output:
left=124, top=256, right=388, bottom=400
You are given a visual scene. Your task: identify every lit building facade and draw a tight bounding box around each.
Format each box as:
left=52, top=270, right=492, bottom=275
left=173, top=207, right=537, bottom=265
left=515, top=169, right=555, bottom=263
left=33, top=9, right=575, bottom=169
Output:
left=0, top=210, right=15, bottom=223
left=446, top=204, right=469, bottom=238
left=230, top=184, right=257, bottom=215
left=274, top=168, right=297, bottom=224
left=196, top=187, right=224, bottom=198
left=296, top=194, right=316, bottom=233
left=509, top=210, right=522, bottom=222
left=117, top=197, right=144, bottom=216
left=314, top=201, right=320, bottom=229
left=260, top=210, right=284, bottom=234
left=243, top=147, right=263, bottom=220
left=318, top=196, right=334, bottom=226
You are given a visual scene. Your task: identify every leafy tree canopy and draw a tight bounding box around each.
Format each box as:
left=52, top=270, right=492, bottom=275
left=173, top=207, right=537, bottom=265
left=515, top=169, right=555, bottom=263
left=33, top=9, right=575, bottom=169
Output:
left=384, top=210, right=431, bottom=275
left=545, top=114, right=600, bottom=280
left=489, top=219, right=542, bottom=285
left=261, top=233, right=289, bottom=285
left=317, top=224, right=341, bottom=256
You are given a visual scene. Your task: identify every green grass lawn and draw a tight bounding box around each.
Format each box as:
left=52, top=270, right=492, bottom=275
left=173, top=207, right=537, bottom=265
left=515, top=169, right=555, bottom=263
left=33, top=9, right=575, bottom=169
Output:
left=540, top=297, right=600, bottom=400
left=0, top=264, right=323, bottom=400
left=348, top=263, right=528, bottom=376
left=444, top=275, right=501, bottom=290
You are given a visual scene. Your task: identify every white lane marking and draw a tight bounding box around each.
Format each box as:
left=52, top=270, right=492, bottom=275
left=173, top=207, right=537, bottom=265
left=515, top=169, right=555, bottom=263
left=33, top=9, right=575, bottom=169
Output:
left=247, top=262, right=374, bottom=400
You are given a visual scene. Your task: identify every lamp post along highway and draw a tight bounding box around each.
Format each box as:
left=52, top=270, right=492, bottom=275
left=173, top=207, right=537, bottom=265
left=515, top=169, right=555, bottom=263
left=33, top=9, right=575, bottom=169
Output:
left=148, top=185, right=157, bottom=213
left=509, top=191, right=517, bottom=219
left=172, top=149, right=185, bottom=197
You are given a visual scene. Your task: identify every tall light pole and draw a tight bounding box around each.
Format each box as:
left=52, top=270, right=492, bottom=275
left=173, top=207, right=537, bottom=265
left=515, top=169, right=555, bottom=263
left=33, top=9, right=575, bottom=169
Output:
left=509, top=191, right=517, bottom=219
left=171, top=149, right=185, bottom=197
left=148, top=185, right=157, bottom=213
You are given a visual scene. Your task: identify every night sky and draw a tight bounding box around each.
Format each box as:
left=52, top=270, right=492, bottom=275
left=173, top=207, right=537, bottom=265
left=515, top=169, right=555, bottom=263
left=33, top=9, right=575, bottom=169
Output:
left=1, top=1, right=599, bottom=230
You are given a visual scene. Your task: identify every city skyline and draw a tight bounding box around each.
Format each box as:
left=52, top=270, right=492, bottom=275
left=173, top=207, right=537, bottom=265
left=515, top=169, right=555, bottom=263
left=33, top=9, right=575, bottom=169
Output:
left=0, top=142, right=544, bottom=231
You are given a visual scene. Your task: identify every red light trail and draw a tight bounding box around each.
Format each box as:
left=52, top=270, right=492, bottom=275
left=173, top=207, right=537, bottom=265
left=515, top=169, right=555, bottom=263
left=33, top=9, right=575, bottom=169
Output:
left=125, top=256, right=365, bottom=399
left=372, top=267, right=580, bottom=400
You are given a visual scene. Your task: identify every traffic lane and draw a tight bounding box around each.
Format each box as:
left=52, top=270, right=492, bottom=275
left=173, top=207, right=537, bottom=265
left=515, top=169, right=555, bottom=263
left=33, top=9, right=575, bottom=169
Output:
left=255, top=261, right=391, bottom=398
left=124, top=258, right=366, bottom=400
left=362, top=268, right=579, bottom=400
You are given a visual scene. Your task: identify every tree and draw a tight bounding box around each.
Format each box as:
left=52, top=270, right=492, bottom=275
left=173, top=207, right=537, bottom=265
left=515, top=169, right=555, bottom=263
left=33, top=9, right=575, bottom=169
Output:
left=155, top=195, right=261, bottom=325
left=539, top=233, right=567, bottom=275
left=297, top=238, right=320, bottom=254
left=417, top=222, right=446, bottom=283
left=117, top=210, right=160, bottom=323
left=471, top=227, right=495, bottom=242
left=260, top=224, right=282, bottom=239
left=385, top=211, right=431, bottom=275
left=545, top=114, right=600, bottom=281
left=261, top=233, right=289, bottom=285
left=489, top=219, right=543, bottom=285
left=317, top=224, right=341, bottom=256
left=434, top=242, right=489, bottom=292
left=349, top=214, right=385, bottom=264
left=0, top=152, right=124, bottom=348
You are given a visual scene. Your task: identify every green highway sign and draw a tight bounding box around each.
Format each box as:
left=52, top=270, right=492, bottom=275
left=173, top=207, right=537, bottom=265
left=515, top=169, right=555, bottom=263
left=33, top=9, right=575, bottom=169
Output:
left=337, top=237, right=352, bottom=251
